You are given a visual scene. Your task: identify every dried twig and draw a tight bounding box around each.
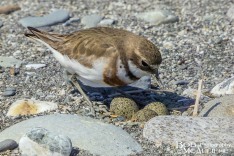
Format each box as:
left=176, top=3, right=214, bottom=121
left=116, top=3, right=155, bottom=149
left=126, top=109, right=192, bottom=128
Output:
left=193, top=79, right=203, bottom=116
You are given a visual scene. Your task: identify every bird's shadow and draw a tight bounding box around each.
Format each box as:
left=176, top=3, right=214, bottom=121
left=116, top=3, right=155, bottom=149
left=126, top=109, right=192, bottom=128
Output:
left=71, top=81, right=195, bottom=112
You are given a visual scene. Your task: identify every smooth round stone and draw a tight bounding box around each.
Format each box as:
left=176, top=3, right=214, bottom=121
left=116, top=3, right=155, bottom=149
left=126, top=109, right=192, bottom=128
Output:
left=0, top=139, right=18, bottom=152
left=19, top=10, right=70, bottom=27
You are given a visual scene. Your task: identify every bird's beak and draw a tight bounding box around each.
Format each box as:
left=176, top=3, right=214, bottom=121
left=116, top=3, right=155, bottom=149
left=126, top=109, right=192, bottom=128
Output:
left=155, top=69, right=164, bottom=88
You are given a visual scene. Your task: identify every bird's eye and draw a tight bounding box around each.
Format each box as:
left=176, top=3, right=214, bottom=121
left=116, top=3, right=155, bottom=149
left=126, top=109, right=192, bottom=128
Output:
left=141, top=60, right=149, bottom=67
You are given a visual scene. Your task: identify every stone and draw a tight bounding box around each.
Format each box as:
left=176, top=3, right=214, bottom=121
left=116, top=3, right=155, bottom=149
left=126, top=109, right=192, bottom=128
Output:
left=19, top=10, right=70, bottom=28
left=137, top=9, right=179, bottom=25
left=81, top=14, right=103, bottom=28
left=7, top=99, right=58, bottom=117
left=19, top=127, right=72, bottom=156
left=62, top=17, right=80, bottom=26
left=144, top=102, right=168, bottom=115
left=2, top=87, right=16, bottom=97
left=0, top=114, right=142, bottom=156
left=0, top=56, right=23, bottom=68
left=25, top=64, right=46, bottom=69
left=227, top=5, right=234, bottom=20
left=0, top=20, right=3, bottom=28
left=174, top=80, right=189, bottom=85
left=132, top=109, right=158, bottom=122
left=110, top=97, right=139, bottom=119
left=210, top=76, right=234, bottom=96
left=143, top=116, right=233, bottom=148
left=199, top=95, right=234, bottom=117
left=129, top=76, right=151, bottom=89
left=0, top=139, right=18, bottom=152
left=0, top=4, right=20, bottom=14
left=98, top=19, right=115, bottom=26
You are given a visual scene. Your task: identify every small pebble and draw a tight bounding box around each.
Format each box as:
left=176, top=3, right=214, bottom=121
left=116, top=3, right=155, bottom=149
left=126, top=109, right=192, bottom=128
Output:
left=0, top=139, right=18, bottom=152
left=174, top=80, right=189, bottom=85
left=98, top=19, right=115, bottom=26
left=2, top=88, right=16, bottom=97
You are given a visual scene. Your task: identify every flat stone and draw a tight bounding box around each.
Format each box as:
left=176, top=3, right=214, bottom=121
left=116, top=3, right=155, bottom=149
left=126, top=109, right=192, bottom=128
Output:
left=0, top=114, right=142, bottom=156
left=81, top=14, right=103, bottom=28
left=98, top=19, right=115, bottom=26
left=143, top=116, right=233, bottom=150
left=199, top=95, right=234, bottom=117
left=210, top=76, right=234, bottom=96
left=19, top=10, right=70, bottom=28
left=25, top=64, right=46, bottom=69
left=7, top=99, right=58, bottom=117
left=227, top=5, right=234, bottom=20
left=137, top=9, right=179, bottom=25
left=0, top=139, right=18, bottom=152
left=19, top=127, right=72, bottom=156
left=0, top=4, right=20, bottom=14
left=0, top=56, right=23, bottom=68
left=2, top=88, right=16, bottom=97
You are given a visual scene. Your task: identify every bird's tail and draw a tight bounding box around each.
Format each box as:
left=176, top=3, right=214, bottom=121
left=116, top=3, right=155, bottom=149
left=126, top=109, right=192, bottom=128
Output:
left=25, top=27, right=63, bottom=48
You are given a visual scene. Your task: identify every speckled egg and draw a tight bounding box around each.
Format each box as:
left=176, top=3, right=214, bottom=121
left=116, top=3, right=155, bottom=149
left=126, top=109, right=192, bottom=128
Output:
left=110, top=97, right=139, bottom=119
left=144, top=102, right=168, bottom=115
left=132, top=109, right=158, bottom=122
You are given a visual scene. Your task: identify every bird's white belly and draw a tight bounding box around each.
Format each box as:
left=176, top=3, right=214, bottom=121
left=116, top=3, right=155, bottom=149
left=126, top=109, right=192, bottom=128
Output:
left=51, top=49, right=111, bottom=87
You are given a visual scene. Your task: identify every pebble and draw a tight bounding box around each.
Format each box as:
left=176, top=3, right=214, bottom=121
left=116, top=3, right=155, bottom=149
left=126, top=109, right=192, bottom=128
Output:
left=62, top=17, right=80, bottom=26
left=19, top=9, right=70, bottom=27
left=7, top=99, right=58, bottom=117
left=25, top=64, right=46, bottom=70
left=137, top=9, right=179, bottom=25
left=98, top=19, right=115, bottom=26
left=0, top=114, right=142, bottom=156
left=0, top=4, right=20, bottom=14
left=0, top=20, right=3, bottom=28
left=0, top=139, right=18, bottom=152
left=227, top=5, right=234, bottom=20
left=0, top=56, right=23, bottom=68
left=2, top=88, right=16, bottom=97
left=210, top=76, right=234, bottom=96
left=143, top=116, right=233, bottom=149
left=19, top=127, right=72, bottom=156
left=199, top=95, right=234, bottom=117
left=81, top=14, right=103, bottom=28
left=174, top=80, right=189, bottom=85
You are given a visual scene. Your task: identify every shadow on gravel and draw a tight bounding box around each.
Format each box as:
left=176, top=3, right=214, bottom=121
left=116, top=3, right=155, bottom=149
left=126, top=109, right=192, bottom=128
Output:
left=70, top=81, right=195, bottom=112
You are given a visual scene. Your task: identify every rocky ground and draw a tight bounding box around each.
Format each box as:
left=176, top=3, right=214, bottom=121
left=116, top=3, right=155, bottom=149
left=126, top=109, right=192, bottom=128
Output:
left=0, top=0, right=234, bottom=155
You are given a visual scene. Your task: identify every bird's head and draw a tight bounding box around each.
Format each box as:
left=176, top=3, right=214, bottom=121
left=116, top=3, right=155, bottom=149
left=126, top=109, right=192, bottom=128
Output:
left=126, top=37, right=163, bottom=87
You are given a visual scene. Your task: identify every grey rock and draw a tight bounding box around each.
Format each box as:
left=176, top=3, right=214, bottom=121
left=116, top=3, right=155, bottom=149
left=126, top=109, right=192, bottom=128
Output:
left=19, top=10, right=70, bottom=28
left=137, top=9, right=179, bottom=25
left=0, top=56, right=23, bottom=68
left=227, top=5, right=234, bottom=20
left=199, top=95, right=234, bottom=117
left=143, top=116, right=233, bottom=149
left=19, top=127, right=72, bottom=156
left=174, top=80, right=189, bottom=85
left=0, top=20, right=3, bottom=28
left=210, top=76, right=234, bottom=96
left=98, top=19, right=115, bottom=26
left=0, top=139, right=18, bottom=152
left=2, top=88, right=16, bottom=97
left=0, top=114, right=142, bottom=156
left=81, top=14, right=103, bottom=28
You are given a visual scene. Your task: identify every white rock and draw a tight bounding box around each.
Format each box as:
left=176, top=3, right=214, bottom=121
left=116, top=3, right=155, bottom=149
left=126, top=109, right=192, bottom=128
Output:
left=143, top=116, right=233, bottom=148
left=98, top=19, right=115, bottom=26
left=25, top=64, right=46, bottom=69
left=210, top=76, right=234, bottom=96
left=7, top=99, right=58, bottom=117
left=19, top=127, right=72, bottom=156
left=137, top=10, right=179, bottom=25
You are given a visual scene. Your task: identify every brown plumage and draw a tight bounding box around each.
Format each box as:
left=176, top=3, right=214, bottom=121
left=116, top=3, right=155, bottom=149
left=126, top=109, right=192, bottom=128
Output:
left=25, top=27, right=162, bottom=87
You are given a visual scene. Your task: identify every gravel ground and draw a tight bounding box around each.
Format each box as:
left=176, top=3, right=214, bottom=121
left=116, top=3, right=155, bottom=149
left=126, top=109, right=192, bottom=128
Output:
left=0, top=0, right=234, bottom=155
